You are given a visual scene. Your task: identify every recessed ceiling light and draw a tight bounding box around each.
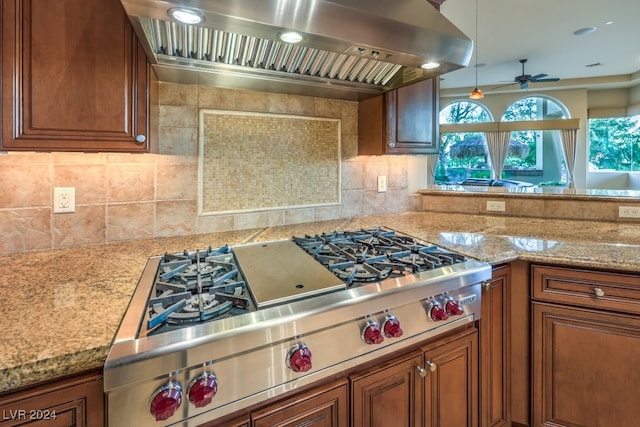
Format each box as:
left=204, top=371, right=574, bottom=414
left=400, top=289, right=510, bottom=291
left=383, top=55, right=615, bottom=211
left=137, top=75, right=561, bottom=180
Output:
left=573, top=27, right=597, bottom=36
left=279, top=31, right=303, bottom=44
left=421, top=62, right=441, bottom=70
left=586, top=62, right=602, bottom=68
left=605, top=20, right=614, bottom=25
left=168, top=8, right=204, bottom=25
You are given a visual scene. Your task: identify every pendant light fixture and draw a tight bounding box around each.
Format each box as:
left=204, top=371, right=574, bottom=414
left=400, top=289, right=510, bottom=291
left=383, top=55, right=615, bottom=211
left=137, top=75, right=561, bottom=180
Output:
left=469, top=0, right=484, bottom=99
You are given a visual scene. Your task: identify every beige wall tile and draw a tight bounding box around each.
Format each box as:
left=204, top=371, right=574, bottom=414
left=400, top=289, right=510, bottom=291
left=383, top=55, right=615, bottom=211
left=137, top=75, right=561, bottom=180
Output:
left=236, top=91, right=269, bottom=112
left=364, top=160, right=389, bottom=190
left=0, top=208, right=51, bottom=254
left=196, top=214, right=234, bottom=234
left=314, top=205, right=341, bottom=221
left=341, top=190, right=364, bottom=217
left=508, top=198, right=545, bottom=217
left=285, top=208, right=315, bottom=224
left=544, top=200, right=581, bottom=219
left=342, top=161, right=365, bottom=190
left=157, top=127, right=198, bottom=158
left=107, top=163, right=155, bottom=203
left=233, top=211, right=269, bottom=230
left=0, top=164, right=51, bottom=208
left=53, top=164, right=107, bottom=204
left=159, top=82, right=197, bottom=106
left=156, top=163, right=198, bottom=201
left=285, top=94, right=315, bottom=115
left=155, top=200, right=197, bottom=237
left=341, top=134, right=358, bottom=159
left=387, top=156, right=409, bottom=188
left=198, top=86, right=237, bottom=110
left=53, top=205, right=106, bottom=248
left=107, top=203, right=154, bottom=242
left=159, top=105, right=198, bottom=128
left=268, top=93, right=288, bottom=113
left=315, top=99, right=343, bottom=118
left=578, top=201, right=618, bottom=221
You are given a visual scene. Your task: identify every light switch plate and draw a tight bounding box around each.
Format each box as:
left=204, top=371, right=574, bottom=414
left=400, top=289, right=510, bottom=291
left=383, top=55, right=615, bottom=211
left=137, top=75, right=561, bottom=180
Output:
left=486, top=200, right=506, bottom=212
left=377, top=176, right=387, bottom=193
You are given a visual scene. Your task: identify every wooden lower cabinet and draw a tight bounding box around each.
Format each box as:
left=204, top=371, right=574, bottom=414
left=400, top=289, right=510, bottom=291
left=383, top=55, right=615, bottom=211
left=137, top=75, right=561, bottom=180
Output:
left=0, top=371, right=104, bottom=427
left=423, top=328, right=478, bottom=427
left=479, top=265, right=511, bottom=427
left=251, top=379, right=348, bottom=427
left=531, top=264, right=640, bottom=427
left=351, top=352, right=423, bottom=427
left=351, top=327, right=478, bottom=427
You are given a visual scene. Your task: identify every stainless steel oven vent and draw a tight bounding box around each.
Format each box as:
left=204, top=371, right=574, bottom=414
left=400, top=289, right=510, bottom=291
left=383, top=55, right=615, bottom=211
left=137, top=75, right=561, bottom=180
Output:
left=121, top=0, right=473, bottom=100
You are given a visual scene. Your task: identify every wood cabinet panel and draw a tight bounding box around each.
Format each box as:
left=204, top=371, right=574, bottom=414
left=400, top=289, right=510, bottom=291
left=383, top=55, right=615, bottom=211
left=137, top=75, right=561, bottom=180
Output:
left=358, top=78, right=439, bottom=155
left=251, top=379, right=348, bottom=427
left=1, top=0, right=154, bottom=152
left=479, top=265, right=511, bottom=427
left=0, top=371, right=104, bottom=427
left=532, top=302, right=640, bottom=427
left=351, top=352, right=423, bottom=427
left=423, top=328, right=478, bottom=427
left=532, top=264, right=640, bottom=314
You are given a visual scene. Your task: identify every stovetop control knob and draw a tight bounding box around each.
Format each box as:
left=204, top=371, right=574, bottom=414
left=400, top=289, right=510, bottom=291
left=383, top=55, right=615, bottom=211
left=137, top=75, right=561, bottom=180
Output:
left=187, top=372, right=218, bottom=408
left=382, top=314, right=404, bottom=338
left=427, top=302, right=450, bottom=322
left=362, top=320, right=384, bottom=344
left=287, top=343, right=313, bottom=373
left=149, top=381, right=183, bottom=421
left=444, top=298, right=464, bottom=316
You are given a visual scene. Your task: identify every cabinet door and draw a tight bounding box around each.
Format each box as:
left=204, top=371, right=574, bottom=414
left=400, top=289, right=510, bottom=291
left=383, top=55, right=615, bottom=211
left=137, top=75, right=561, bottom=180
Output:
left=1, top=0, right=153, bottom=152
left=479, top=265, right=511, bottom=427
left=0, top=372, right=104, bottom=427
left=532, top=302, right=640, bottom=427
left=357, top=78, right=439, bottom=155
left=385, top=77, right=439, bottom=155
left=423, top=328, right=478, bottom=427
left=351, top=352, right=423, bottom=427
left=251, top=380, right=348, bottom=427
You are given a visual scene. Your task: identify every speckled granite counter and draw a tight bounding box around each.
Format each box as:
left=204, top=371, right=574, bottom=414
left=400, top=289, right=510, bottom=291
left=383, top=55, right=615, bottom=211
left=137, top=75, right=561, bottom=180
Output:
left=1, top=212, right=639, bottom=394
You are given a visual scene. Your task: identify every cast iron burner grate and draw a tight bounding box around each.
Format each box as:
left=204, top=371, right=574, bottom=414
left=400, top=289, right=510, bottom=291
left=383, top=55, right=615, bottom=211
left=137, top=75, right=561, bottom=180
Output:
left=292, top=227, right=466, bottom=285
left=145, top=245, right=253, bottom=336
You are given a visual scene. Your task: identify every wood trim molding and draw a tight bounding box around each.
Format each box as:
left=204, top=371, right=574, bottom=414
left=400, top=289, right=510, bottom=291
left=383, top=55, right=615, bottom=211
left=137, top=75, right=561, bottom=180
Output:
left=440, top=118, right=580, bottom=133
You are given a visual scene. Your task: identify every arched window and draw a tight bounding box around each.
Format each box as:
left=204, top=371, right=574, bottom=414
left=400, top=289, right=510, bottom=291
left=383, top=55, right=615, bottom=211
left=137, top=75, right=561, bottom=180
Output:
left=501, top=96, right=570, bottom=186
left=437, top=101, right=492, bottom=184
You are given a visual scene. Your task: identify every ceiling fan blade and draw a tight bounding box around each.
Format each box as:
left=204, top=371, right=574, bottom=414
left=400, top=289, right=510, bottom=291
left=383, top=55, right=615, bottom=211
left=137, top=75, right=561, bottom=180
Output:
left=520, top=81, right=529, bottom=89
left=491, top=82, right=518, bottom=89
left=530, top=73, right=547, bottom=80
left=533, top=77, right=560, bottom=82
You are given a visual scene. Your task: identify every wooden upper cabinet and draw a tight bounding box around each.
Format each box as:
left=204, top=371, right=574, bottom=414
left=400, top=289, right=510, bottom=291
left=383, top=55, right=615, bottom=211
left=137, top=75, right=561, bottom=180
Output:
left=358, top=78, right=440, bottom=155
left=1, top=0, right=156, bottom=152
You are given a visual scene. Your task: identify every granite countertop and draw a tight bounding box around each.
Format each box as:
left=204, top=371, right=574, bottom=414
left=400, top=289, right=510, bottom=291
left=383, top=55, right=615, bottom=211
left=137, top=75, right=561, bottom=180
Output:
left=1, top=212, right=639, bottom=394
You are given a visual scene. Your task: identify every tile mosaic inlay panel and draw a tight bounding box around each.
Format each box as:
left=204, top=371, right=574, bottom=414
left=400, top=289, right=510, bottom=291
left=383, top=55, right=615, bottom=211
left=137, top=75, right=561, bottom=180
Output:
left=200, top=110, right=341, bottom=214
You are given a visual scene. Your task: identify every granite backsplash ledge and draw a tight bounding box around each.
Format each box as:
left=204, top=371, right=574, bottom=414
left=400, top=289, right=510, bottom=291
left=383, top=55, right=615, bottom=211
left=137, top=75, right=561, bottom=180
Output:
left=418, top=187, right=640, bottom=222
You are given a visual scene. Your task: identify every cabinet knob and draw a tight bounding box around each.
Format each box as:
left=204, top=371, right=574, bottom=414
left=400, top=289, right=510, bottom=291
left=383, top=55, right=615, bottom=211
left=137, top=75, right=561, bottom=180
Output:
left=482, top=281, right=491, bottom=291
left=594, top=287, right=605, bottom=297
left=388, top=142, right=396, bottom=148
left=425, top=360, right=437, bottom=372
left=135, top=134, right=147, bottom=144
left=416, top=366, right=426, bottom=378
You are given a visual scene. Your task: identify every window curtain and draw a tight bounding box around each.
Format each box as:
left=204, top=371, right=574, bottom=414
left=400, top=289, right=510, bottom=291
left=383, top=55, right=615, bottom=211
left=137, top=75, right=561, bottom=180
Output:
left=485, top=131, right=511, bottom=180
left=561, top=128, right=578, bottom=188
left=427, top=153, right=439, bottom=183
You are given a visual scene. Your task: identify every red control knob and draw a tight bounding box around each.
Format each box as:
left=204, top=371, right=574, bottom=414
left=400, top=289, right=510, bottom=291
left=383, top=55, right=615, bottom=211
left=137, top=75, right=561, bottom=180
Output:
left=445, top=298, right=464, bottom=316
left=287, top=343, right=313, bottom=373
left=188, top=372, right=218, bottom=408
left=428, top=302, right=450, bottom=322
left=362, top=320, right=384, bottom=344
left=149, top=382, right=182, bottom=421
left=382, top=315, right=404, bottom=338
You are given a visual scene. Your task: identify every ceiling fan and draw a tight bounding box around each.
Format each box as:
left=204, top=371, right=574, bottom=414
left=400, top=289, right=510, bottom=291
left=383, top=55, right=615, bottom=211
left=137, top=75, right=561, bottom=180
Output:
left=493, top=59, right=560, bottom=89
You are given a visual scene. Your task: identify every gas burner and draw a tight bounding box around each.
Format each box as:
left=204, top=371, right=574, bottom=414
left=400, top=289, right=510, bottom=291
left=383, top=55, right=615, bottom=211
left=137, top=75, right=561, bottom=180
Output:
left=145, top=246, right=253, bottom=335
left=292, top=227, right=467, bottom=285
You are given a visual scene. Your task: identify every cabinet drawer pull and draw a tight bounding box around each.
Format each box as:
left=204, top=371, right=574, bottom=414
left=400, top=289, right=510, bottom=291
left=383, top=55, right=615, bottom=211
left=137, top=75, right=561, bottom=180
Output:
left=594, top=287, right=605, bottom=297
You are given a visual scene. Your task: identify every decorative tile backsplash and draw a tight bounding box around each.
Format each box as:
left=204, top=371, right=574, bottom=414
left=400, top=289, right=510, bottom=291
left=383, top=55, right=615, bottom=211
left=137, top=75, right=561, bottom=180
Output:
left=0, top=83, right=411, bottom=255
left=200, top=110, right=341, bottom=214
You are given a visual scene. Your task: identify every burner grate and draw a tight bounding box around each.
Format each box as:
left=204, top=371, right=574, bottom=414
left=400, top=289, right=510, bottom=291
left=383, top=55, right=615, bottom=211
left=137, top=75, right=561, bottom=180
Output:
left=292, top=227, right=467, bottom=285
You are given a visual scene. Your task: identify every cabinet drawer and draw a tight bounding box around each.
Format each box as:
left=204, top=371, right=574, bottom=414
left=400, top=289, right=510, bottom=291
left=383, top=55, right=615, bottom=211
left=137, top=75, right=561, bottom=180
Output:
left=531, top=264, right=640, bottom=314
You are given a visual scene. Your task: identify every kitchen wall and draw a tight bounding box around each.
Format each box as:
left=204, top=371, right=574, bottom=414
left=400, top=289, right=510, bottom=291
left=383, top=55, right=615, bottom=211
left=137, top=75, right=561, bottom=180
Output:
left=0, top=83, right=412, bottom=255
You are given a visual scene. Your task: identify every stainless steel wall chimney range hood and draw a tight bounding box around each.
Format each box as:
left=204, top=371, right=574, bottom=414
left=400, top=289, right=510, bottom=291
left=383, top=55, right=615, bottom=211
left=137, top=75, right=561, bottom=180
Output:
left=120, top=0, right=473, bottom=100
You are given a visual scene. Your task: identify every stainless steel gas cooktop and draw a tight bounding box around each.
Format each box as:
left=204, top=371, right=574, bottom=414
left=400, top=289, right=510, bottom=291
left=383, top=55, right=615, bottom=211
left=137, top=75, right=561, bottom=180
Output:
left=104, top=227, right=491, bottom=426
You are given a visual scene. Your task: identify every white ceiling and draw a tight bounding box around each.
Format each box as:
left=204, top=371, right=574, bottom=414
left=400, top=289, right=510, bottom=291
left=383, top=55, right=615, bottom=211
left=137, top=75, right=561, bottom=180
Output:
left=438, top=0, right=640, bottom=95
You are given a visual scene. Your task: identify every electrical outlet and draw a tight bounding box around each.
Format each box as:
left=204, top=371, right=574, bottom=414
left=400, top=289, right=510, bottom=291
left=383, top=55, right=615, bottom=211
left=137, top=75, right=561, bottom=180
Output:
left=486, top=200, right=506, bottom=212
left=619, top=206, right=640, bottom=219
left=377, top=176, right=387, bottom=193
left=54, top=187, right=76, bottom=214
